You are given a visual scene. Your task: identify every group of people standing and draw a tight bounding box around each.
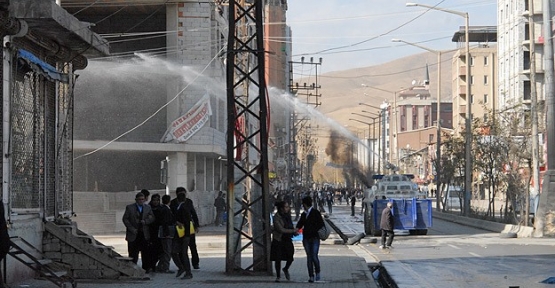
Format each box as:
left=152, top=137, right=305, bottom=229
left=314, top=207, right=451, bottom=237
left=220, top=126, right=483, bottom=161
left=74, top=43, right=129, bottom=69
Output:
left=122, top=187, right=200, bottom=279
left=121, top=187, right=387, bottom=283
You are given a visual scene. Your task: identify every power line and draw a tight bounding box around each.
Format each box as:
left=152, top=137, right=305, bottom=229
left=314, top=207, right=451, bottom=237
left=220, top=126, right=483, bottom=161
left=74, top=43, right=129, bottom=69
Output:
left=294, top=0, right=447, bottom=57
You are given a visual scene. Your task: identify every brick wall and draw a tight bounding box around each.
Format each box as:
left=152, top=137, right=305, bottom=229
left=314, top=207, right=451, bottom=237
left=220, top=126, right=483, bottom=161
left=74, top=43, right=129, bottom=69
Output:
left=42, top=233, right=121, bottom=279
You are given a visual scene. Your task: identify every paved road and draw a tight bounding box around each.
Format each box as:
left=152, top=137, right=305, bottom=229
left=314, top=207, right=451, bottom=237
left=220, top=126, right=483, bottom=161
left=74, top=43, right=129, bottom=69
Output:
left=328, top=204, right=555, bottom=288
left=9, top=216, right=378, bottom=288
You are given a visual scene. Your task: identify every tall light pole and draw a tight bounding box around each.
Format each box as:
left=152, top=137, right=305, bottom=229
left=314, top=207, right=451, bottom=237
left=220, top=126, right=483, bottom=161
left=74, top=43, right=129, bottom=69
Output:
left=359, top=103, right=384, bottom=174
left=406, top=2, right=471, bottom=216
left=361, top=85, right=406, bottom=170
left=392, top=38, right=442, bottom=210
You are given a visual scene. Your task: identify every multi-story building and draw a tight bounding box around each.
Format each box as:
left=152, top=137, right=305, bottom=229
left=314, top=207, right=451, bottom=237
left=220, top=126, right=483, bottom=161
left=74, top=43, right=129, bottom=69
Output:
left=386, top=67, right=453, bottom=170
left=264, top=0, right=292, bottom=190
left=64, top=3, right=229, bottom=195
left=498, top=0, right=547, bottom=114
left=452, top=26, right=497, bottom=133
left=66, top=1, right=291, bottom=194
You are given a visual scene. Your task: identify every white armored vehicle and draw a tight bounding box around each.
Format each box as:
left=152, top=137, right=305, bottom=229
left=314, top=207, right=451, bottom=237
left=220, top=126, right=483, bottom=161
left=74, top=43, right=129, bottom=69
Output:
left=363, top=174, right=431, bottom=236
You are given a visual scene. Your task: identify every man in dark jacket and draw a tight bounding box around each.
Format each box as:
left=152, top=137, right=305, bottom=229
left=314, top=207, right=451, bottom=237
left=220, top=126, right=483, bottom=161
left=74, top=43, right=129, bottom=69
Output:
left=122, top=192, right=155, bottom=267
left=350, top=193, right=356, bottom=216
left=379, top=201, right=395, bottom=249
left=173, top=191, right=193, bottom=279
left=296, top=196, right=324, bottom=283
left=214, top=191, right=226, bottom=226
left=156, top=194, right=175, bottom=273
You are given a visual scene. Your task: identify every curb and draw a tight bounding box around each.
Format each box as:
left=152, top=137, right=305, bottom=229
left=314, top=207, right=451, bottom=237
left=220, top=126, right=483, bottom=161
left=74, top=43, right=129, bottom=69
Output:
left=432, top=210, right=534, bottom=237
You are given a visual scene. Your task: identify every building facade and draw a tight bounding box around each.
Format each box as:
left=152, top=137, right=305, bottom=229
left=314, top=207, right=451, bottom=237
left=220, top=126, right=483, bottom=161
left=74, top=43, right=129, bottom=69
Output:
left=451, top=27, right=497, bottom=133
left=498, top=0, right=550, bottom=113
left=386, top=79, right=453, bottom=170
left=2, top=0, right=109, bottom=283
left=64, top=2, right=230, bottom=195
left=264, top=0, right=292, bottom=191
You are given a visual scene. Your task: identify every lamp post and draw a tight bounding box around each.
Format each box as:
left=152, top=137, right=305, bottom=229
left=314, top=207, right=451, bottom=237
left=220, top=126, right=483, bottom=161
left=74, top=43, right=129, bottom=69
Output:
left=360, top=85, right=405, bottom=169
left=406, top=2, right=471, bottom=216
left=359, top=103, right=385, bottom=174
left=392, top=38, right=442, bottom=211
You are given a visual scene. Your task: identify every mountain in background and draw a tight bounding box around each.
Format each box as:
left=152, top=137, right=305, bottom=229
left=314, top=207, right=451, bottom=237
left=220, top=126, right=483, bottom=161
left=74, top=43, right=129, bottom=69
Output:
left=293, top=50, right=457, bottom=184
left=315, top=50, right=456, bottom=132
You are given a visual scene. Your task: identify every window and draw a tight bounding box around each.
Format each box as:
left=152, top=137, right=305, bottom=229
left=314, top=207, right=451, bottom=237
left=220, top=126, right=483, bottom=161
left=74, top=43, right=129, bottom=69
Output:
left=484, top=56, right=489, bottom=66
left=484, top=75, right=489, bottom=85
left=523, top=51, right=530, bottom=70
left=470, top=56, right=475, bottom=66
left=484, top=94, right=488, bottom=103
left=470, top=75, right=474, bottom=85
left=524, top=81, right=531, bottom=100
left=470, top=94, right=474, bottom=104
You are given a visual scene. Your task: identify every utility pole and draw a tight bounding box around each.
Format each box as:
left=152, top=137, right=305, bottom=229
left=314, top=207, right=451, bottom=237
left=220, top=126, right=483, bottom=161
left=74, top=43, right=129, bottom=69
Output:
left=226, top=0, right=271, bottom=273
left=288, top=57, right=322, bottom=189
left=535, top=0, right=555, bottom=237
left=528, top=0, right=539, bottom=227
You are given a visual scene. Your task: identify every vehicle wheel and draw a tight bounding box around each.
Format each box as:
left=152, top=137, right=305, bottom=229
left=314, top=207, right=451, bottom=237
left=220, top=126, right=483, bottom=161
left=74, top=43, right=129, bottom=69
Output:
left=364, top=208, right=372, bottom=235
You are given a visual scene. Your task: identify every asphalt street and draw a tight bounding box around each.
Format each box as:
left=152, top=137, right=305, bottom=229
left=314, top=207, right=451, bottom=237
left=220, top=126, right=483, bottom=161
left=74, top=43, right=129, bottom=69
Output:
left=328, top=204, right=555, bottom=288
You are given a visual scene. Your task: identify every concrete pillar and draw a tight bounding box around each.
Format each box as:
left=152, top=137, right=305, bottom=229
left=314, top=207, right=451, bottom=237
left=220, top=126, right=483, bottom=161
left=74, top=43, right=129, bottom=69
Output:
left=206, top=157, right=215, bottom=191
left=168, top=152, right=188, bottom=193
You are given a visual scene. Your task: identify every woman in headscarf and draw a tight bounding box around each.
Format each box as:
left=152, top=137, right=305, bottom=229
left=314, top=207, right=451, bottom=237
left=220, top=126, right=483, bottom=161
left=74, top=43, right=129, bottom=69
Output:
left=270, top=201, right=298, bottom=282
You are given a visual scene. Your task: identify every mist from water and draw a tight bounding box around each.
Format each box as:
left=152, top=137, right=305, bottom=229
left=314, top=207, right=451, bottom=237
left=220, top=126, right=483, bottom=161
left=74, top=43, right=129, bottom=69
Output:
left=78, top=54, right=382, bottom=162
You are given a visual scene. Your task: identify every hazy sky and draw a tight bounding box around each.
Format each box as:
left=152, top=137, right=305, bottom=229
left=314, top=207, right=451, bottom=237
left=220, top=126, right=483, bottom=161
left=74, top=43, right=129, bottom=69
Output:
left=287, top=0, right=497, bottom=73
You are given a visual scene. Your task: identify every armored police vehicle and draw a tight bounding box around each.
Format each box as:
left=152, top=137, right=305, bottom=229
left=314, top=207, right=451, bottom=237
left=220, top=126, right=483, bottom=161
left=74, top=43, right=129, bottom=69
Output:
left=363, top=174, right=432, bottom=236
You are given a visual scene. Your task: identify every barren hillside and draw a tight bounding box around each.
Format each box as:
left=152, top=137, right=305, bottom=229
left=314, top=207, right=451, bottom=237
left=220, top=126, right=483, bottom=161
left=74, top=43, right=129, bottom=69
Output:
left=292, top=50, right=457, bottom=184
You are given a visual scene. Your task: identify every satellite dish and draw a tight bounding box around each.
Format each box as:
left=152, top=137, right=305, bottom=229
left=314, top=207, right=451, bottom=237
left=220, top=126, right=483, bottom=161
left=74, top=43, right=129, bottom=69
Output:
left=411, top=80, right=417, bottom=86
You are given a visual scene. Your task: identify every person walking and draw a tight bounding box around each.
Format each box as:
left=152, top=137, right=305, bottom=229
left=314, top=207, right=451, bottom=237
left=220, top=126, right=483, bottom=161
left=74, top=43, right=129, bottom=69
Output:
left=350, top=193, right=356, bottom=216
left=146, top=194, right=162, bottom=273
left=379, top=201, right=395, bottom=249
left=173, top=191, right=194, bottom=279
left=184, top=190, right=200, bottom=270
left=296, top=196, right=324, bottom=283
left=122, top=192, right=155, bottom=269
left=326, top=192, right=333, bottom=214
left=213, top=191, right=226, bottom=226
left=294, top=191, right=302, bottom=221
left=271, top=201, right=298, bottom=282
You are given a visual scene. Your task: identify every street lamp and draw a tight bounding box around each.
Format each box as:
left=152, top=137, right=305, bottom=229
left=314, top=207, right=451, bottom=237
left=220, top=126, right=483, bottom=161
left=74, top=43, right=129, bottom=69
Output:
left=392, top=38, right=442, bottom=211
left=360, top=86, right=404, bottom=168
left=361, top=110, right=380, bottom=116
left=358, top=103, right=387, bottom=174
left=406, top=2, right=471, bottom=216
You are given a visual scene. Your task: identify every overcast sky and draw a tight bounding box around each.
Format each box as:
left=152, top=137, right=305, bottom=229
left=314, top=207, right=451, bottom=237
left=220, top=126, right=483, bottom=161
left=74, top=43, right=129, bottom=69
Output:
left=287, top=0, right=497, bottom=73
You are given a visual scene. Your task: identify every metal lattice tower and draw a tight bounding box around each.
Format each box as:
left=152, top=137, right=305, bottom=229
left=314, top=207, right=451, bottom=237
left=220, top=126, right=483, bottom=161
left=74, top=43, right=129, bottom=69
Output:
left=225, top=0, right=271, bottom=274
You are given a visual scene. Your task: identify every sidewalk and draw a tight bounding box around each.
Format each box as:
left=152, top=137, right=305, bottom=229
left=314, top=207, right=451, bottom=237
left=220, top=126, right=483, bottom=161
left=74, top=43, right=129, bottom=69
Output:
left=9, top=216, right=379, bottom=288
